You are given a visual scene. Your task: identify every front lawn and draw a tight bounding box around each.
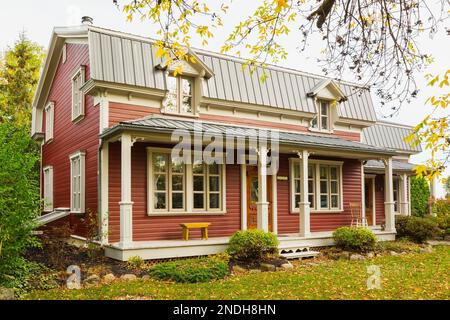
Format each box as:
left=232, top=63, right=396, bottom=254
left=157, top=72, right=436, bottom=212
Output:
left=24, top=246, right=450, bottom=300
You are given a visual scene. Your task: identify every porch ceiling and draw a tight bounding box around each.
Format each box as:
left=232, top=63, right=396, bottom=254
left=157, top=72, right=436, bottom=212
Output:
left=100, top=116, right=398, bottom=157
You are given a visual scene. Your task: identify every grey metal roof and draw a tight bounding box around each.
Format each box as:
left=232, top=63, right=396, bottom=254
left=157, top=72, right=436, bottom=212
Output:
left=362, top=122, right=421, bottom=153
left=364, top=160, right=416, bottom=172
left=88, top=27, right=377, bottom=122
left=101, top=116, right=396, bottom=156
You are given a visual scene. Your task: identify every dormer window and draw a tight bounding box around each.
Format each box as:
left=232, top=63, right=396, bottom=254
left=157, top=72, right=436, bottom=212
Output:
left=164, top=75, right=194, bottom=115
left=311, top=100, right=331, bottom=131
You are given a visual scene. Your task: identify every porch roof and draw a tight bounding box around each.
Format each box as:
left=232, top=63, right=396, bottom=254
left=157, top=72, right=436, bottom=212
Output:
left=101, top=116, right=398, bottom=156
left=364, top=160, right=416, bottom=173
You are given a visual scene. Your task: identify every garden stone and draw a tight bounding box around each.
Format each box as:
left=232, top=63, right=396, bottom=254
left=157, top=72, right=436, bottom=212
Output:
left=260, top=263, right=276, bottom=272
left=366, top=252, right=375, bottom=259
left=0, top=287, right=15, bottom=300
left=103, top=273, right=116, bottom=284
left=419, top=246, right=433, bottom=254
left=249, top=269, right=261, bottom=273
left=83, top=274, right=101, bottom=287
left=350, top=254, right=365, bottom=261
left=232, top=265, right=246, bottom=274
left=121, top=274, right=138, bottom=281
left=142, top=275, right=150, bottom=280
left=280, top=262, right=294, bottom=270
left=390, top=251, right=399, bottom=256
left=339, top=251, right=351, bottom=260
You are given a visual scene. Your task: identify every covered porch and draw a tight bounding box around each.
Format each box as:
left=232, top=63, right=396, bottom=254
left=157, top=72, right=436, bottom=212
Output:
left=100, top=116, right=399, bottom=261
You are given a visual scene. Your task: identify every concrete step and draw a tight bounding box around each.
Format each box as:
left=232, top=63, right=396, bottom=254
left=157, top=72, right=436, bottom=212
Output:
left=280, top=251, right=321, bottom=260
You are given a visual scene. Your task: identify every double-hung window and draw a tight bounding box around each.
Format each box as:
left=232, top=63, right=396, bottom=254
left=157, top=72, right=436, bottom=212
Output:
left=45, top=102, right=54, bottom=142
left=393, top=178, right=399, bottom=213
left=163, top=75, right=194, bottom=115
left=148, top=149, right=225, bottom=215
left=70, top=151, right=86, bottom=213
left=72, top=66, right=85, bottom=122
left=311, top=100, right=331, bottom=131
left=43, top=166, right=54, bottom=212
left=290, top=160, right=342, bottom=213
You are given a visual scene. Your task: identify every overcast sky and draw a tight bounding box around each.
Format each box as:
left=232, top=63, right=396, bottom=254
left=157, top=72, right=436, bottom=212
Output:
left=1, top=0, right=448, bottom=196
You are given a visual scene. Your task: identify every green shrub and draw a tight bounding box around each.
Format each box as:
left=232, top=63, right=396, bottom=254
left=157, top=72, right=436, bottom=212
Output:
left=227, top=230, right=279, bottom=262
left=149, top=257, right=228, bottom=283
left=332, top=227, right=377, bottom=252
left=126, top=256, right=145, bottom=270
left=410, top=176, right=430, bottom=217
left=395, top=216, right=439, bottom=243
left=432, top=199, right=450, bottom=217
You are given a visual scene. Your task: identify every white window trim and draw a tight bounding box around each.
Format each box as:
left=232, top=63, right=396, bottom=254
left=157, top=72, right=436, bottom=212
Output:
left=44, top=102, right=54, bottom=143
left=70, top=151, right=86, bottom=214
left=289, top=159, right=344, bottom=213
left=310, top=99, right=334, bottom=133
left=71, top=66, right=86, bottom=123
left=147, top=147, right=227, bottom=216
left=162, top=74, right=197, bottom=116
left=393, top=176, right=400, bottom=214
left=43, top=166, right=54, bottom=212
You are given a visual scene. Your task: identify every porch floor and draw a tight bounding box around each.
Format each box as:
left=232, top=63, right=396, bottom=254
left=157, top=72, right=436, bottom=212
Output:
left=105, top=229, right=396, bottom=261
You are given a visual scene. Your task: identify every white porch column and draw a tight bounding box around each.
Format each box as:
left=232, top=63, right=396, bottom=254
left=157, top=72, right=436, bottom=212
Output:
left=298, top=150, right=311, bottom=237
left=240, top=162, right=247, bottom=231
left=257, top=146, right=269, bottom=232
left=384, top=157, right=396, bottom=232
left=430, top=177, right=438, bottom=217
left=400, top=173, right=409, bottom=216
left=119, top=133, right=134, bottom=247
left=100, top=142, right=109, bottom=245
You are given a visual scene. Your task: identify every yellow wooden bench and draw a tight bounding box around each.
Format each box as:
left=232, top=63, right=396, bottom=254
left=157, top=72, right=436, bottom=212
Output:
left=180, top=223, right=211, bottom=241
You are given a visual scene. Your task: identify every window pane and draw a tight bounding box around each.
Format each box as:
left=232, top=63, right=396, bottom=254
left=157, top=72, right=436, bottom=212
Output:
left=321, top=116, right=328, bottom=130
left=331, top=195, right=339, bottom=208
left=167, top=76, right=177, bottom=94
left=331, top=181, right=338, bottom=194
left=182, top=96, right=192, bottom=113
left=181, top=78, right=193, bottom=96
left=308, top=180, right=314, bottom=192
left=193, top=176, right=204, bottom=191
left=251, top=178, right=258, bottom=202
left=194, top=193, right=205, bottom=209
left=172, top=193, right=184, bottom=209
left=172, top=160, right=184, bottom=173
left=321, top=103, right=328, bottom=115
left=209, top=164, right=219, bottom=175
left=308, top=165, right=314, bottom=179
left=295, top=180, right=301, bottom=193
left=209, top=176, right=220, bottom=192
left=320, top=195, right=328, bottom=209
left=193, top=162, right=204, bottom=174
left=154, top=174, right=166, bottom=191
left=153, top=154, right=166, bottom=173
left=311, top=117, right=318, bottom=128
left=308, top=195, right=314, bottom=207
left=172, top=175, right=183, bottom=191
left=154, top=193, right=166, bottom=209
left=320, top=166, right=328, bottom=179
left=320, top=181, right=328, bottom=193
left=295, top=195, right=301, bottom=208
left=209, top=193, right=220, bottom=209
left=330, top=167, right=338, bottom=179
left=293, top=164, right=300, bottom=178
left=164, top=93, right=177, bottom=112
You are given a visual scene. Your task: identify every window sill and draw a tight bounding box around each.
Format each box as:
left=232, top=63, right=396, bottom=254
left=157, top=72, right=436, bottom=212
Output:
left=147, top=211, right=226, bottom=217
left=72, top=114, right=85, bottom=124
left=290, top=209, right=344, bottom=214
left=308, top=128, right=334, bottom=134
left=45, top=138, right=53, bottom=145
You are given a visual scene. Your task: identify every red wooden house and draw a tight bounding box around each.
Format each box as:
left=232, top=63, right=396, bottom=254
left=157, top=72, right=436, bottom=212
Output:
left=32, top=20, right=421, bottom=261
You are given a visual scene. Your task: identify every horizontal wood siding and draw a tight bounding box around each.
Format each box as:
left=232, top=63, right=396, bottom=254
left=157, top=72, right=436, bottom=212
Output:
left=109, top=102, right=161, bottom=126
left=108, top=142, right=241, bottom=242
left=41, top=44, right=99, bottom=237
left=277, top=156, right=363, bottom=234
left=334, top=130, right=361, bottom=142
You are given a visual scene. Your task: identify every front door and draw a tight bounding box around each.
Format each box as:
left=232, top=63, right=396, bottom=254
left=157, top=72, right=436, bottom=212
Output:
left=365, top=178, right=375, bottom=226
left=246, top=166, right=273, bottom=231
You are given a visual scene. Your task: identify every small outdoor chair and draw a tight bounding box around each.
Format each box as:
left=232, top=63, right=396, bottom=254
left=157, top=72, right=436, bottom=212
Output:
left=349, top=202, right=368, bottom=227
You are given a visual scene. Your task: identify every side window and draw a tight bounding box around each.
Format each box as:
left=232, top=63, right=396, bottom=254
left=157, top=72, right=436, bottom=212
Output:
left=70, top=151, right=86, bottom=213
left=43, top=166, right=54, bottom=212
left=311, top=100, right=331, bottom=132
left=163, top=75, right=194, bottom=115
left=72, top=66, right=85, bottom=122
left=45, top=102, right=54, bottom=142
